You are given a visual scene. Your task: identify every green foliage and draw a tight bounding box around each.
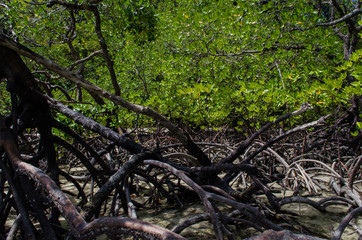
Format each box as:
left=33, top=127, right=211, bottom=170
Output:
left=350, top=121, right=362, bottom=137
left=2, top=0, right=360, bottom=130
left=337, top=49, right=362, bottom=97
left=0, top=81, right=11, bottom=116
left=123, top=0, right=158, bottom=44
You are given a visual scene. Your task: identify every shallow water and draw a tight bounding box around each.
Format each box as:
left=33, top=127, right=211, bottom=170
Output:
left=4, top=169, right=361, bottom=239
left=134, top=200, right=361, bottom=239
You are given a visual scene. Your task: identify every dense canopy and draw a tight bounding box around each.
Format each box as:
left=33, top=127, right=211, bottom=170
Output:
left=0, top=0, right=360, bottom=128
left=0, top=0, right=361, bottom=240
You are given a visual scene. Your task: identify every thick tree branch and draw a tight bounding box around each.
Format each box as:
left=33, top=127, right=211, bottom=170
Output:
left=49, top=99, right=145, bottom=154
left=0, top=160, right=37, bottom=240
left=80, top=217, right=185, bottom=240
left=68, top=50, right=103, bottom=70
left=0, top=116, right=87, bottom=236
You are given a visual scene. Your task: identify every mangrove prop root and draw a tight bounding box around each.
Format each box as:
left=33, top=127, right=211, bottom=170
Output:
left=0, top=117, right=185, bottom=240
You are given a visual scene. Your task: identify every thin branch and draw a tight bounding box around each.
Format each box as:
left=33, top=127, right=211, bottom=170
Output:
left=88, top=0, right=104, bottom=4
left=317, top=8, right=361, bottom=26
left=221, top=103, right=313, bottom=164
left=124, top=177, right=137, bottom=219
left=47, top=0, right=91, bottom=10
left=209, top=49, right=261, bottom=57
left=90, top=6, right=121, bottom=96
left=53, top=136, right=103, bottom=185
left=172, top=213, right=210, bottom=233
left=143, top=159, right=224, bottom=239
left=19, top=175, right=59, bottom=239
left=53, top=120, right=111, bottom=173
left=46, top=0, right=121, bottom=96
left=191, top=163, right=257, bottom=175
left=59, top=169, right=88, bottom=206
left=6, top=214, right=21, bottom=240
left=68, top=50, right=103, bottom=70
left=242, top=115, right=329, bottom=164
left=0, top=3, right=9, bottom=10
left=274, top=55, right=285, bottom=89
left=289, top=7, right=361, bottom=33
